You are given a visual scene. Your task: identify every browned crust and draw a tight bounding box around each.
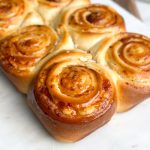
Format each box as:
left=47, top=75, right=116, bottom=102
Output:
left=28, top=86, right=116, bottom=142
left=27, top=50, right=117, bottom=142
left=117, top=80, right=150, bottom=112
left=0, top=25, right=58, bottom=93
left=68, top=4, right=126, bottom=33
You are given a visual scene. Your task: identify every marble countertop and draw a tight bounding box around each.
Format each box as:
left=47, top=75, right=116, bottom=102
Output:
left=0, top=0, right=150, bottom=150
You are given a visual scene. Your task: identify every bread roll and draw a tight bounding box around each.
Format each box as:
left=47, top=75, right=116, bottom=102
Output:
left=0, top=0, right=44, bottom=40
left=0, top=25, right=71, bottom=94
left=36, top=0, right=90, bottom=27
left=27, top=50, right=116, bottom=142
left=90, top=32, right=150, bottom=112
left=58, top=4, right=126, bottom=50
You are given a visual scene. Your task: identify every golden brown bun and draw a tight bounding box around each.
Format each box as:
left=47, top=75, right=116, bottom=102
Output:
left=36, top=0, right=91, bottom=27
left=0, top=24, right=74, bottom=94
left=0, top=25, right=59, bottom=93
left=27, top=50, right=116, bottom=142
left=0, top=0, right=44, bottom=40
left=58, top=4, right=126, bottom=51
left=90, top=32, right=150, bottom=112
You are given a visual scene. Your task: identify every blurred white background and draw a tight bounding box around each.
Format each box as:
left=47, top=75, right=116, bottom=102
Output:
left=137, top=0, right=150, bottom=25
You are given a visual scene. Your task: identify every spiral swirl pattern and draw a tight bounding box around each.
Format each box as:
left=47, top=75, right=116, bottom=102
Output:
left=0, top=0, right=25, bottom=31
left=106, top=33, right=150, bottom=84
left=0, top=25, right=58, bottom=75
left=34, top=50, right=115, bottom=123
left=68, top=4, right=125, bottom=33
left=38, top=0, right=72, bottom=7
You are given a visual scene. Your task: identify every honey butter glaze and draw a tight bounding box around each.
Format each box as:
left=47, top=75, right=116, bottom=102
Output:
left=33, top=50, right=116, bottom=123
left=0, top=25, right=58, bottom=76
left=59, top=4, right=125, bottom=51
left=0, top=0, right=46, bottom=40
left=38, top=0, right=72, bottom=6
left=92, top=32, right=150, bottom=112
left=69, top=4, right=125, bottom=33
left=0, top=0, right=25, bottom=28
left=106, top=33, right=150, bottom=84
left=45, top=0, right=68, bottom=2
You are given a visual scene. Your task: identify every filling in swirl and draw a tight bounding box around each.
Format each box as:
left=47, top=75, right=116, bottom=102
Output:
left=38, top=0, right=71, bottom=5
left=106, top=33, right=150, bottom=82
left=0, top=25, right=58, bottom=74
left=42, top=0, right=69, bottom=2
left=69, top=5, right=124, bottom=32
left=34, top=52, right=114, bottom=123
left=59, top=66, right=97, bottom=98
left=46, top=0, right=63, bottom=2
left=0, top=0, right=25, bottom=28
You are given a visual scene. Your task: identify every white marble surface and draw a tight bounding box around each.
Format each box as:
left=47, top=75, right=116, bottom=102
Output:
left=0, top=0, right=150, bottom=150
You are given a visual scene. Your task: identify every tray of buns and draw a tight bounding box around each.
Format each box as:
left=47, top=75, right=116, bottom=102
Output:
left=0, top=0, right=150, bottom=150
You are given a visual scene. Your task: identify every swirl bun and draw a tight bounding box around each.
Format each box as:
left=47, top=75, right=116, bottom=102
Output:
left=28, top=50, right=116, bottom=142
left=0, top=0, right=44, bottom=40
left=37, top=0, right=90, bottom=26
left=59, top=4, right=126, bottom=50
left=0, top=25, right=58, bottom=93
left=90, top=33, right=150, bottom=112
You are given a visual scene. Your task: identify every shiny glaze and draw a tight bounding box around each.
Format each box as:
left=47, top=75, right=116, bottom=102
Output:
left=69, top=4, right=125, bottom=33
left=0, top=0, right=25, bottom=28
left=38, top=0, right=72, bottom=6
left=0, top=25, right=58, bottom=76
left=33, top=50, right=116, bottom=123
left=106, top=33, right=150, bottom=84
